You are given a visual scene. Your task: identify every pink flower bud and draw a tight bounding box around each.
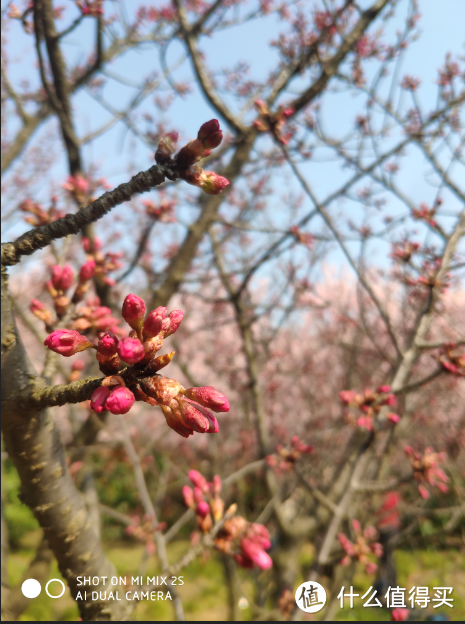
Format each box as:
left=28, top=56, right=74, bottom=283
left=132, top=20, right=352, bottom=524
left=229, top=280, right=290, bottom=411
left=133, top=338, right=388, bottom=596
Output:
left=90, top=386, right=110, bottom=413
left=197, top=119, right=223, bottom=149
left=143, top=306, right=168, bottom=339
left=183, top=386, right=229, bottom=413
left=72, top=359, right=85, bottom=371
left=178, top=399, right=210, bottom=433
left=182, top=485, right=195, bottom=509
left=188, top=470, right=208, bottom=492
left=365, top=561, right=378, bottom=575
left=118, top=337, right=145, bottom=364
left=196, top=501, right=210, bottom=519
left=339, top=390, right=358, bottom=404
left=212, top=474, right=222, bottom=495
left=240, top=539, right=272, bottom=570
left=392, top=608, right=410, bottom=622
left=98, top=331, right=119, bottom=356
left=181, top=398, right=219, bottom=433
left=105, top=386, right=135, bottom=414
left=193, top=487, right=204, bottom=504
left=352, top=519, right=361, bottom=534
left=122, top=294, right=146, bottom=331
left=162, top=310, right=184, bottom=337
left=52, top=265, right=74, bottom=291
left=31, top=298, right=46, bottom=312
left=44, top=329, right=93, bottom=356
left=200, top=171, right=230, bottom=195
left=80, top=259, right=96, bottom=282
left=418, top=484, right=430, bottom=499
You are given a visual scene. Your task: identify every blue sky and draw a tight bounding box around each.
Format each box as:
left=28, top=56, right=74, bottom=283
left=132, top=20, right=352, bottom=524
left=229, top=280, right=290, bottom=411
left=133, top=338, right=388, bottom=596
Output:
left=2, top=0, right=464, bottom=285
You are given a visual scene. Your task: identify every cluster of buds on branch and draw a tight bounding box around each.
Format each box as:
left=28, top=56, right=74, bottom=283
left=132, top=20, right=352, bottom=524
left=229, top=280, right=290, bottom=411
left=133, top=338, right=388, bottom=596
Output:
left=19, top=197, right=64, bottom=227
left=31, top=260, right=97, bottom=325
left=390, top=240, right=420, bottom=263
left=44, top=294, right=230, bottom=437
left=339, top=386, right=400, bottom=430
left=76, top=0, right=104, bottom=17
left=412, top=200, right=441, bottom=228
left=155, top=120, right=229, bottom=195
left=143, top=196, right=176, bottom=222
left=253, top=100, right=294, bottom=144
left=69, top=296, right=122, bottom=336
left=405, top=446, right=449, bottom=500
left=436, top=343, right=465, bottom=377
left=183, top=470, right=273, bottom=570
left=82, top=237, right=123, bottom=287
left=337, top=520, right=383, bottom=575
left=266, top=436, right=313, bottom=472
left=290, top=225, right=314, bottom=249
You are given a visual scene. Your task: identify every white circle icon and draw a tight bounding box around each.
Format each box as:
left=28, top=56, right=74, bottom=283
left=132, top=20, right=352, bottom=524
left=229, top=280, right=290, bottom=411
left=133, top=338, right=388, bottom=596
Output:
left=295, top=581, right=327, bottom=613
left=21, top=578, right=41, bottom=598
left=45, top=579, right=66, bottom=599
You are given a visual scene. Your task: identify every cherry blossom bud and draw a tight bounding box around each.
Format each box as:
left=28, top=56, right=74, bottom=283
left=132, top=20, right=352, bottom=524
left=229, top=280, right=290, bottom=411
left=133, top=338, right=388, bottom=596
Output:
left=118, top=337, right=145, bottom=364
left=181, top=398, right=219, bottom=433
left=197, top=119, right=223, bottom=149
left=212, top=474, right=222, bottom=495
left=143, top=306, right=168, bottom=339
left=240, top=539, right=272, bottom=570
left=80, top=259, right=96, bottom=282
left=201, top=171, right=230, bottom=195
left=72, top=359, right=85, bottom=371
left=106, top=386, right=135, bottom=414
left=196, top=501, right=210, bottom=519
left=90, top=386, right=110, bottom=413
left=122, top=294, right=146, bottom=331
left=182, top=486, right=195, bottom=509
left=193, top=487, right=204, bottom=504
left=98, top=331, right=119, bottom=356
left=30, top=299, right=54, bottom=324
left=365, top=561, right=378, bottom=575
left=161, top=310, right=184, bottom=337
left=52, top=264, right=74, bottom=291
left=178, top=399, right=210, bottom=433
left=392, top=608, right=410, bottom=622
left=183, top=386, right=230, bottom=412
left=188, top=470, right=208, bottom=492
left=44, top=329, right=93, bottom=356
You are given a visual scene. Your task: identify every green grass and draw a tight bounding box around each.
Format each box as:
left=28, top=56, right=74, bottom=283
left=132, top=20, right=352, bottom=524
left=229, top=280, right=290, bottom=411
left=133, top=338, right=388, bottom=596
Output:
left=6, top=535, right=465, bottom=621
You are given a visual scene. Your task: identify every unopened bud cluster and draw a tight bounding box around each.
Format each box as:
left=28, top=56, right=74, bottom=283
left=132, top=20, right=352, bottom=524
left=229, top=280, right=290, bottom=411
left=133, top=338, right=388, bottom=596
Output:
left=436, top=342, right=464, bottom=377
left=405, top=446, right=449, bottom=500
left=253, top=100, right=294, bottom=144
left=155, top=120, right=230, bottom=196
left=337, top=519, right=383, bottom=575
left=44, top=294, right=230, bottom=437
left=19, top=196, right=64, bottom=227
left=339, top=385, right=399, bottom=430
left=266, top=436, right=313, bottom=472
left=183, top=470, right=273, bottom=570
